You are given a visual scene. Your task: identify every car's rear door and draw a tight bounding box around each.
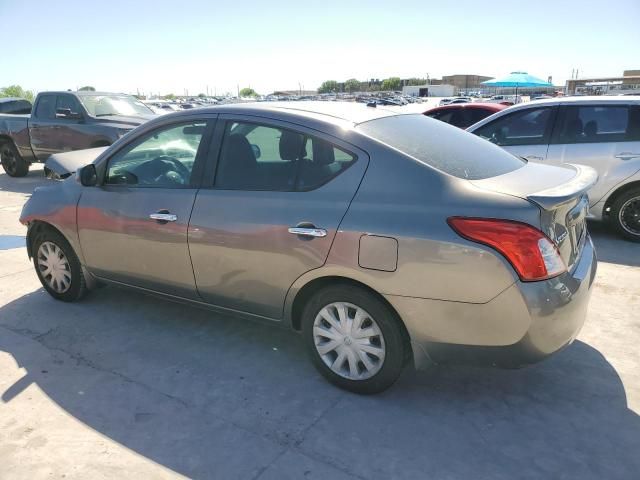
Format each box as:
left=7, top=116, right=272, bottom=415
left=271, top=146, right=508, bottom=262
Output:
left=546, top=103, right=640, bottom=205
left=470, top=105, right=557, bottom=162
left=188, top=115, right=368, bottom=319
left=77, top=116, right=215, bottom=299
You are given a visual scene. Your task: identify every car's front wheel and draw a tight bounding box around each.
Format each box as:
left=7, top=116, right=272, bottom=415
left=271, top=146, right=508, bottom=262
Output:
left=302, top=285, right=406, bottom=394
left=611, top=187, right=640, bottom=242
left=32, top=228, right=87, bottom=302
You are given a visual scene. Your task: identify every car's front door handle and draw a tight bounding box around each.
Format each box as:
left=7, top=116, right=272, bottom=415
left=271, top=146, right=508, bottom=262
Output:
left=149, top=212, right=177, bottom=222
left=288, top=227, right=327, bottom=238
left=615, top=152, right=640, bottom=160
left=525, top=155, right=544, bottom=161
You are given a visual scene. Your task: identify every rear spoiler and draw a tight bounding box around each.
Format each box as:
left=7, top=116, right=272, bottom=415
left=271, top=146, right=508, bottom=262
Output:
left=527, top=164, right=598, bottom=210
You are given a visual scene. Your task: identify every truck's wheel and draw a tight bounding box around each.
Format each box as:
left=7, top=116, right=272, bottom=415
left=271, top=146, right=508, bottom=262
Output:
left=0, top=140, right=29, bottom=177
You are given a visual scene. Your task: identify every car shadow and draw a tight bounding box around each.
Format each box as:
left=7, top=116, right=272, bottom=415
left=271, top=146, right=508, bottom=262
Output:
left=0, top=165, right=48, bottom=195
left=0, top=287, right=639, bottom=479
left=588, top=220, right=640, bottom=267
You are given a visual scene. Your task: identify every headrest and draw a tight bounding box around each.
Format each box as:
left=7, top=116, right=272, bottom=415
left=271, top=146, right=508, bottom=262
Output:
left=224, top=134, right=256, bottom=168
left=312, top=139, right=335, bottom=166
left=279, top=130, right=305, bottom=160
left=584, top=120, right=598, bottom=137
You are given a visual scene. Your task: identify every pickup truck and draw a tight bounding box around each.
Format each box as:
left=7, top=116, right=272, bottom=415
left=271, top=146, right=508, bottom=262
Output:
left=0, top=91, right=155, bottom=177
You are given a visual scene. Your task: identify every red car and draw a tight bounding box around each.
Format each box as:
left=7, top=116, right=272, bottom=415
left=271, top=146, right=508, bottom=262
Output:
left=424, top=102, right=509, bottom=129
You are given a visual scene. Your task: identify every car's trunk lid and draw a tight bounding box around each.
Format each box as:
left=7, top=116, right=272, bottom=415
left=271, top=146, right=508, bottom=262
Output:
left=470, top=162, right=598, bottom=271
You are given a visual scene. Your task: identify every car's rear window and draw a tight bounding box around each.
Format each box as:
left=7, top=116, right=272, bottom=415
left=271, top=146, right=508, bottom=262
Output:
left=357, top=114, right=525, bottom=180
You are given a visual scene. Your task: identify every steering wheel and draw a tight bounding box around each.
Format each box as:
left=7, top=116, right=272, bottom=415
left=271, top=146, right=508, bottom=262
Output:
left=152, top=156, right=191, bottom=185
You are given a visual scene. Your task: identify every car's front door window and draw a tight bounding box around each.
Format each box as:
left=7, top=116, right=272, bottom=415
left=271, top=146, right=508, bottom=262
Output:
left=106, top=122, right=207, bottom=187
left=474, top=107, right=554, bottom=146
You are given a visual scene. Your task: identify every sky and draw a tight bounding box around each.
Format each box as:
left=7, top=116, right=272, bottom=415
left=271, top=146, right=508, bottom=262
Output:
left=1, top=0, right=638, bottom=97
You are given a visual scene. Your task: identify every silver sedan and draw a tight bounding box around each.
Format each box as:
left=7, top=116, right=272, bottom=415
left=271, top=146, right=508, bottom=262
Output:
left=21, top=102, right=597, bottom=393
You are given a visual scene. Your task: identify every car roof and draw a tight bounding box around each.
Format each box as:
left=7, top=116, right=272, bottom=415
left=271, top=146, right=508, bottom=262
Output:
left=194, top=101, right=410, bottom=126
left=0, top=97, right=30, bottom=103
left=426, top=102, right=508, bottom=112
left=519, top=95, right=640, bottom=107
left=40, top=91, right=137, bottom=97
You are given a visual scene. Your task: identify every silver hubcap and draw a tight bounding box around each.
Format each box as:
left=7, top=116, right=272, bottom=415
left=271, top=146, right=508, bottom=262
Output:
left=313, top=302, right=386, bottom=380
left=37, top=241, right=72, bottom=293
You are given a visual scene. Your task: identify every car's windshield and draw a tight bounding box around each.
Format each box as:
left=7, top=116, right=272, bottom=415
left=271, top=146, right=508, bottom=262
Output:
left=80, top=95, right=154, bottom=117
left=357, top=114, right=526, bottom=180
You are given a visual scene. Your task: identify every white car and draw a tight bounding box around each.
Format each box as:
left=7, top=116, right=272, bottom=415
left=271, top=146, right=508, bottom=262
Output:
left=468, top=96, right=640, bottom=241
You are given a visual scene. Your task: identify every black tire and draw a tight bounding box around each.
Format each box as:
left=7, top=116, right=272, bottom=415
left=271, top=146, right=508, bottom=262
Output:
left=32, top=227, right=87, bottom=302
left=301, top=284, right=406, bottom=394
left=610, top=187, right=640, bottom=242
left=0, top=140, right=29, bottom=177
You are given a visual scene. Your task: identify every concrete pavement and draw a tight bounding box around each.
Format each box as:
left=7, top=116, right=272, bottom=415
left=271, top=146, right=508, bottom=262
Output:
left=1, top=166, right=639, bottom=479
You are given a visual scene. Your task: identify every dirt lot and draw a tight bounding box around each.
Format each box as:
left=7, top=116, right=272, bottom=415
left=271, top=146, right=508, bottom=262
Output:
left=1, top=166, right=639, bottom=480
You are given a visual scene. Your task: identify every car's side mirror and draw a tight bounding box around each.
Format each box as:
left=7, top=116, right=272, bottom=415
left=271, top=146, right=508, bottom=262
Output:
left=79, top=164, right=97, bottom=186
left=56, top=108, right=83, bottom=120
left=251, top=144, right=261, bottom=159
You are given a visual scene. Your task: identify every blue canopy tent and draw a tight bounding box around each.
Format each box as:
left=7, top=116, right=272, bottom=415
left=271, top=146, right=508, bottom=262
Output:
left=482, top=72, right=552, bottom=101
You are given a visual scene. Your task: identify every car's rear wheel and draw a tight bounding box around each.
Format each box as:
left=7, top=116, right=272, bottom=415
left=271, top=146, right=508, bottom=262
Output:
left=611, top=187, right=640, bottom=242
left=301, top=285, right=405, bottom=394
left=32, top=228, right=87, bottom=302
left=0, top=140, right=29, bottom=177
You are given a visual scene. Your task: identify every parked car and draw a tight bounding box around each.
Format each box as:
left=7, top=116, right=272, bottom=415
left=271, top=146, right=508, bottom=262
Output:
left=425, top=102, right=509, bottom=129
left=467, top=96, right=640, bottom=241
left=22, top=102, right=597, bottom=394
left=485, top=95, right=521, bottom=106
left=0, top=97, right=32, bottom=114
left=439, top=96, right=472, bottom=106
left=0, top=91, right=156, bottom=177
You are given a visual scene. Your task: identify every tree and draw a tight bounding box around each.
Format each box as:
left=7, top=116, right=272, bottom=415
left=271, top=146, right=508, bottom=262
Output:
left=163, top=93, right=176, bottom=100
left=344, top=78, right=361, bottom=93
left=405, top=78, right=427, bottom=86
left=78, top=86, right=96, bottom=91
left=381, top=77, right=401, bottom=92
left=0, top=85, right=35, bottom=102
left=197, top=93, right=206, bottom=98
left=318, top=80, right=339, bottom=94
left=239, top=87, right=257, bottom=97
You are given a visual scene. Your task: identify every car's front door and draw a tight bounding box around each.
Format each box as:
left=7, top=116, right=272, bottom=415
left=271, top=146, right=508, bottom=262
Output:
left=471, top=105, right=557, bottom=162
left=53, top=94, right=93, bottom=152
left=188, top=116, right=368, bottom=319
left=29, top=94, right=59, bottom=161
left=546, top=104, right=640, bottom=205
left=77, top=118, right=214, bottom=298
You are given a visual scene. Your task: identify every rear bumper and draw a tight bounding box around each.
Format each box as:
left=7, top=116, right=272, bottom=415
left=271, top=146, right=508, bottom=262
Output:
left=386, top=234, right=597, bottom=369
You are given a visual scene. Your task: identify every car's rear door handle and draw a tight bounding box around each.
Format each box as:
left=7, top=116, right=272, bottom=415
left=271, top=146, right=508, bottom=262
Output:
left=149, top=212, right=177, bottom=222
left=288, top=227, right=327, bottom=237
left=615, top=152, right=640, bottom=160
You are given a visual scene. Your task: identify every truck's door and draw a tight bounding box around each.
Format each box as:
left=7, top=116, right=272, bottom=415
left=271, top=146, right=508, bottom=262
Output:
left=29, top=94, right=59, bottom=161
left=29, top=94, right=95, bottom=160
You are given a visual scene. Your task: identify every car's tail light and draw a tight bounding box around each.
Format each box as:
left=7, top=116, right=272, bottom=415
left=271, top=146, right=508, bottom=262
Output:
left=447, top=217, right=566, bottom=281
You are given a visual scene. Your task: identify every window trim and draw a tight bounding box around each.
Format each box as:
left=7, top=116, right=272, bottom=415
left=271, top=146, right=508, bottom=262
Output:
left=551, top=104, right=633, bottom=145
left=203, top=114, right=360, bottom=192
left=101, top=118, right=215, bottom=189
left=476, top=105, right=558, bottom=147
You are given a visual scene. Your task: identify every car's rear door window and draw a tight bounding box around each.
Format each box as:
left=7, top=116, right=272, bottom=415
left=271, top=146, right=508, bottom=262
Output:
left=554, top=105, right=638, bottom=143
left=214, top=121, right=356, bottom=191
left=358, top=114, right=525, bottom=180
left=473, top=107, right=555, bottom=146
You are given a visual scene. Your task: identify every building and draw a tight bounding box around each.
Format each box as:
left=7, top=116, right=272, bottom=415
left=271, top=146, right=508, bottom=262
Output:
left=441, top=74, right=493, bottom=91
left=402, top=84, right=456, bottom=97
left=566, top=70, right=640, bottom=95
